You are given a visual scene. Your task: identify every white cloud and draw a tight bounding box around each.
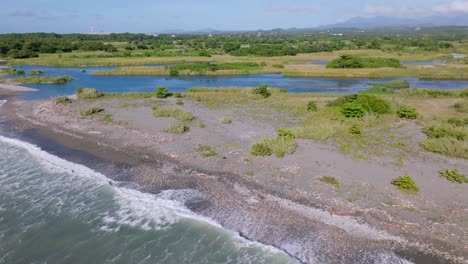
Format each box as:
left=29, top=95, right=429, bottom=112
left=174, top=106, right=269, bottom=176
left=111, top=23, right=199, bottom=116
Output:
left=434, top=0, right=468, bottom=13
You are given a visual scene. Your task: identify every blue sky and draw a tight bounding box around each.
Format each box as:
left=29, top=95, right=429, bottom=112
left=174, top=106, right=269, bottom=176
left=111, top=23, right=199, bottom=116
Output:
left=1, top=0, right=467, bottom=33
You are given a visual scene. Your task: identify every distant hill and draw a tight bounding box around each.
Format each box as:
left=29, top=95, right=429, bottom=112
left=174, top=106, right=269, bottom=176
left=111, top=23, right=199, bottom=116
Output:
left=322, top=14, right=468, bottom=28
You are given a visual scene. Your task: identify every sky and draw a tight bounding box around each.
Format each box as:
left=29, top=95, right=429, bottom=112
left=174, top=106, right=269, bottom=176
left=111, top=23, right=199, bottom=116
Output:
left=1, top=0, right=468, bottom=33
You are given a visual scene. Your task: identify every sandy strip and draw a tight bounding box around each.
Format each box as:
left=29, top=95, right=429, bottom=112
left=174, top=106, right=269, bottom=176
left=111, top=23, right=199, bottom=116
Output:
left=0, top=83, right=38, bottom=92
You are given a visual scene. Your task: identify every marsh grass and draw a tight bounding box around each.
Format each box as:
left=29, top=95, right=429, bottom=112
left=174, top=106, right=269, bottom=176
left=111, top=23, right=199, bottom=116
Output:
left=76, top=88, right=103, bottom=99
left=439, top=169, right=468, bottom=183
left=14, top=76, right=73, bottom=84
left=163, top=124, right=190, bottom=134
left=80, top=107, right=103, bottom=116
left=195, top=145, right=218, bottom=157
left=250, top=135, right=297, bottom=158
left=151, top=106, right=193, bottom=122
left=54, top=96, right=71, bottom=104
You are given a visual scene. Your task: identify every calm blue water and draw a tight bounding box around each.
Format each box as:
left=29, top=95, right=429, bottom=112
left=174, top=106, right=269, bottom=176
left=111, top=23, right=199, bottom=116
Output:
left=10, top=64, right=468, bottom=100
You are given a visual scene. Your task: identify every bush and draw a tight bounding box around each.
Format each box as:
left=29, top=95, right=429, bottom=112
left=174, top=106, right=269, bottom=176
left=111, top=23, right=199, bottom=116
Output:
left=391, top=175, right=419, bottom=194
left=195, top=145, right=218, bottom=157
left=327, top=54, right=401, bottom=69
left=29, top=70, right=43, bottom=75
left=163, top=124, right=189, bottom=134
left=307, top=101, right=317, bottom=112
left=253, top=84, right=271, bottom=98
left=54, top=96, right=71, bottom=104
left=52, top=76, right=74, bottom=84
left=76, top=88, right=102, bottom=99
left=169, top=68, right=179, bottom=76
left=277, top=129, right=295, bottom=139
left=453, top=101, right=468, bottom=113
left=341, top=102, right=365, bottom=118
left=101, top=113, right=113, bottom=123
left=80, top=107, right=103, bottom=116
left=439, top=169, right=467, bottom=183
left=397, top=106, right=418, bottom=119
left=348, top=125, right=361, bottom=135
left=319, top=176, right=340, bottom=189
left=329, top=94, right=391, bottom=115
left=155, top=86, right=168, bottom=98
left=250, top=140, right=273, bottom=156
left=151, top=107, right=193, bottom=122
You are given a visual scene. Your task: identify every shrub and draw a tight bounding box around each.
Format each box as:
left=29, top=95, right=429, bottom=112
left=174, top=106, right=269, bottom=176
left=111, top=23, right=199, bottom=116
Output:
left=439, top=169, right=468, bottom=184
left=397, top=106, right=418, bottom=119
left=80, top=107, right=103, bottom=116
left=348, top=125, right=361, bottom=135
left=176, top=100, right=184, bottom=106
left=307, top=101, right=317, bottom=112
left=391, top=175, right=419, bottom=194
left=328, top=94, right=358, bottom=107
left=151, top=107, right=193, bottom=122
left=52, top=76, right=73, bottom=84
left=163, top=124, right=189, bottom=134
left=30, top=70, right=43, bottom=75
left=253, top=84, right=271, bottom=98
left=277, top=129, right=295, bottom=139
left=453, top=101, right=468, bottom=113
left=319, top=176, right=340, bottom=189
left=341, top=102, right=365, bottom=118
left=101, top=114, right=113, bottom=123
left=250, top=139, right=272, bottom=156
left=76, top=88, right=102, bottom=99
left=329, top=94, right=391, bottom=114
left=169, top=67, right=179, bottom=76
left=220, top=117, right=232, bottom=124
left=195, top=145, right=218, bottom=157
left=327, top=54, right=401, bottom=69
left=54, top=96, right=71, bottom=104
left=155, top=86, right=168, bottom=98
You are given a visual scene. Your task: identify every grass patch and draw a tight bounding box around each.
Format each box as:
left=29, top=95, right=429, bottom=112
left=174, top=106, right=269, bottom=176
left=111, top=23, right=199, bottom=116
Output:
left=163, top=124, right=189, bottom=134
left=195, top=145, right=218, bottom=158
left=397, top=106, right=418, bottom=119
left=80, top=107, right=103, bottom=116
left=151, top=106, right=193, bottom=122
left=250, top=132, right=297, bottom=158
left=439, top=169, right=468, bottom=183
left=421, top=137, right=468, bottom=159
left=101, top=113, right=113, bottom=123
left=54, top=96, right=71, bottom=104
left=29, top=70, right=44, bottom=75
left=391, top=175, right=419, bottom=194
left=14, top=76, right=73, bottom=84
left=327, top=54, right=402, bottom=69
left=76, top=88, right=103, bottom=99
left=453, top=101, right=468, bottom=113
left=319, top=176, right=340, bottom=189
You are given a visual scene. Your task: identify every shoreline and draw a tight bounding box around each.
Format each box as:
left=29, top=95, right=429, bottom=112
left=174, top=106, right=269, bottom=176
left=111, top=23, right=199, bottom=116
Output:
left=0, top=83, right=38, bottom=92
left=1, top=94, right=467, bottom=263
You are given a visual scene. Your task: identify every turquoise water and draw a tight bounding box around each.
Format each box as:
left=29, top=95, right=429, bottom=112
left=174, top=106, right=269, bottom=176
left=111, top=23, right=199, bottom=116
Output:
left=0, top=134, right=298, bottom=264
left=10, top=64, right=468, bottom=100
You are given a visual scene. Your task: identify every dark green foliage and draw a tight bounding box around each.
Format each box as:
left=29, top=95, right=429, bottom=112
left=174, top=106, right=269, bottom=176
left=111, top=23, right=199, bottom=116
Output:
left=348, top=125, right=361, bottom=135
left=329, top=94, right=391, bottom=115
left=168, top=62, right=261, bottom=74
left=195, top=145, right=218, bottom=157
left=341, top=102, right=365, bottom=118
left=253, top=84, right=271, bottom=98
left=52, top=76, right=73, bottom=84
left=439, top=169, right=468, bottom=183
left=397, top=106, right=418, bottom=119
left=169, top=68, right=179, bottom=76
left=76, top=88, right=103, bottom=99
left=80, top=107, right=103, bottom=116
left=155, top=86, right=168, bottom=98
left=320, top=176, right=340, bottom=189
left=5, top=68, right=25, bottom=75
left=327, top=54, right=401, bottom=69
left=391, top=175, right=419, bottom=194
left=307, top=101, right=318, bottom=112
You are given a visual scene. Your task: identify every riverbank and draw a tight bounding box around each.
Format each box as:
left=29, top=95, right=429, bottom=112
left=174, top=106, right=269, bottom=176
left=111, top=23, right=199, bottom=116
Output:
left=1, top=89, right=467, bottom=263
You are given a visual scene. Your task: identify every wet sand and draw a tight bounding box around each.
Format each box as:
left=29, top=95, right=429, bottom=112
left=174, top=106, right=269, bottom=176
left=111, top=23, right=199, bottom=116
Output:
left=1, top=96, right=467, bottom=263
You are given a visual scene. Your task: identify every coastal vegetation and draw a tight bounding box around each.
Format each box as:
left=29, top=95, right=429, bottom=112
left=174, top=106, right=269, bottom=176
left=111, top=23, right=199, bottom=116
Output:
left=319, top=176, right=341, bottom=189
left=163, top=124, right=190, bottom=134
left=76, top=88, right=103, bottom=99
left=14, top=75, right=73, bottom=84
left=326, top=55, right=402, bottom=69
left=54, top=96, right=71, bottom=104
left=438, top=169, right=468, bottom=183
left=80, top=107, right=103, bottom=116
left=151, top=106, right=194, bottom=122
left=391, top=175, right=419, bottom=194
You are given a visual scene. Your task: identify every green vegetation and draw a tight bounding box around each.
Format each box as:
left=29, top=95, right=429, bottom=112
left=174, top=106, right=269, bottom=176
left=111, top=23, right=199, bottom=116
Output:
left=163, top=124, right=190, bottom=134
left=13, top=75, right=73, bottom=84
left=391, top=175, right=419, bottom=194
left=176, top=100, right=184, bottom=106
left=397, top=106, right=418, bottom=119
left=151, top=106, right=193, bottom=122
left=76, top=88, right=103, bottom=99
left=80, top=107, right=103, bottom=116
left=54, top=96, right=71, bottom=104
left=348, top=125, right=361, bottom=135
left=341, top=102, right=365, bottom=118
left=319, top=176, right=340, bottom=189
left=253, top=85, right=271, bottom=98
left=250, top=130, right=297, bottom=158
left=195, top=145, right=218, bottom=158
left=327, top=55, right=402, bottom=69
left=453, top=101, right=468, bottom=113
left=155, top=86, right=169, bottom=98
left=421, top=121, right=467, bottom=159
left=306, top=101, right=317, bottom=112
left=329, top=94, right=392, bottom=115
left=4, top=68, right=25, bottom=75
left=29, top=70, right=43, bottom=75
left=401, top=88, right=468, bottom=98
left=439, top=169, right=468, bottom=183
left=101, top=113, right=113, bottom=123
